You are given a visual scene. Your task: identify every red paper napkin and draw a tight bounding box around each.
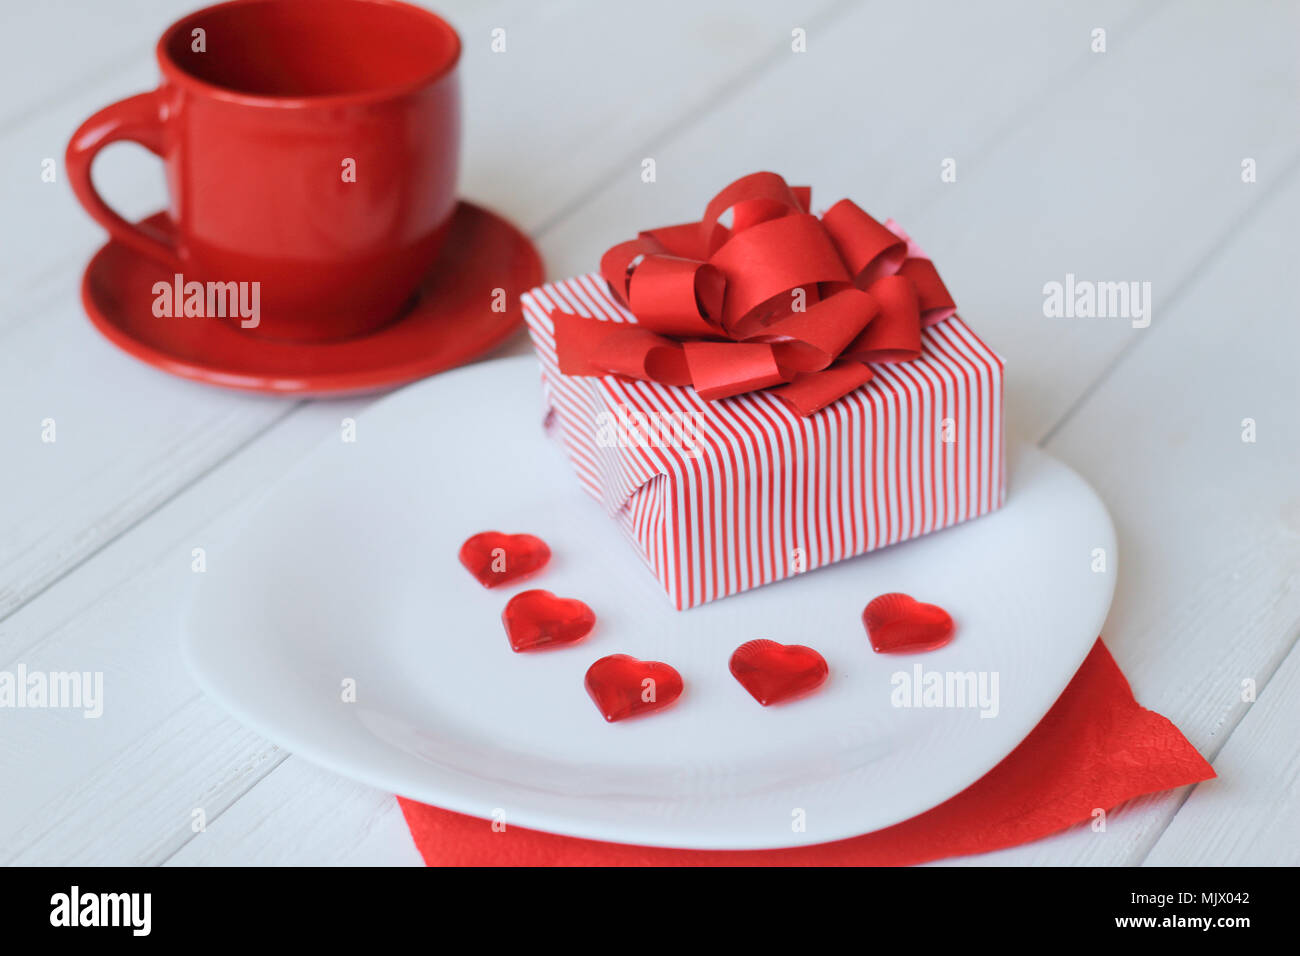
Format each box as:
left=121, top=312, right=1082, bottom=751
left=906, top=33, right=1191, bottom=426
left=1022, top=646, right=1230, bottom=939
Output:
left=398, top=641, right=1213, bottom=865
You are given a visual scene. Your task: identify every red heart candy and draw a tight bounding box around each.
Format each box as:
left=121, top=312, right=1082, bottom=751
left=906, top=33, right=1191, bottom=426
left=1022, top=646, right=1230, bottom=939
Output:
left=729, top=639, right=829, bottom=706
left=584, top=654, right=684, bottom=722
left=862, top=593, right=955, bottom=653
left=459, top=531, right=551, bottom=588
left=502, top=589, right=595, bottom=652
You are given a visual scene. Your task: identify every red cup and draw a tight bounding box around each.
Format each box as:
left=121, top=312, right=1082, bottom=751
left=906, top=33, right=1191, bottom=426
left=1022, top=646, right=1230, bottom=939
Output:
left=67, top=0, right=462, bottom=342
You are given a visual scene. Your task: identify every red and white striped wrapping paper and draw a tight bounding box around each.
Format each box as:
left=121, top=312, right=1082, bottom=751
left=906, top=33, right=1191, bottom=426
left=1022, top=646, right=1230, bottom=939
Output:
left=522, top=274, right=1006, bottom=610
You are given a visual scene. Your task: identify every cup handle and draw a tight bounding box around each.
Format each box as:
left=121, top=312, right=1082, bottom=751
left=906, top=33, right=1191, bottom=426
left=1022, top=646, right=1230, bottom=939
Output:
left=66, top=89, right=182, bottom=270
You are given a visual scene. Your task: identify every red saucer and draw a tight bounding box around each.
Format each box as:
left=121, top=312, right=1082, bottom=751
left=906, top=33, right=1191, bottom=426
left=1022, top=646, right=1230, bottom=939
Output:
left=80, top=201, right=543, bottom=395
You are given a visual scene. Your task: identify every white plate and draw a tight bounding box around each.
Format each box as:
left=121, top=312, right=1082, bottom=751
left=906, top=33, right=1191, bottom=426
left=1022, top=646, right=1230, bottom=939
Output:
left=184, top=356, right=1115, bottom=850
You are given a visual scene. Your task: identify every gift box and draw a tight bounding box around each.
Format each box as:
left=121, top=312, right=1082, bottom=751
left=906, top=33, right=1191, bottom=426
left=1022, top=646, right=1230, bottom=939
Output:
left=521, top=173, right=1005, bottom=609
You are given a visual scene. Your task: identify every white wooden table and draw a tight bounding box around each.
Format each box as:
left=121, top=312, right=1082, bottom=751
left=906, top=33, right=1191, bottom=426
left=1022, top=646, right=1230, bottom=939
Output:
left=2, top=0, right=1297, bottom=866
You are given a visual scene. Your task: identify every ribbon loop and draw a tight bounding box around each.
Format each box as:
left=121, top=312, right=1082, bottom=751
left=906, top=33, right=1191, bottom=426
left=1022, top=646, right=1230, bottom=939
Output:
left=845, top=275, right=923, bottom=363
left=698, top=171, right=806, bottom=255
left=709, top=213, right=852, bottom=328
left=626, top=256, right=724, bottom=338
left=747, top=288, right=880, bottom=374
left=594, top=326, right=692, bottom=386
left=550, top=172, right=957, bottom=417
left=821, top=199, right=908, bottom=286
left=898, top=257, right=957, bottom=325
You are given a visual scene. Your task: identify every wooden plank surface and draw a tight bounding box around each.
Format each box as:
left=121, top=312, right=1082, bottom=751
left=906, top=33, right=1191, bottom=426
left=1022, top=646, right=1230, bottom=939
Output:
left=946, top=159, right=1300, bottom=866
left=1144, top=638, right=1300, bottom=866
left=1, top=0, right=1297, bottom=866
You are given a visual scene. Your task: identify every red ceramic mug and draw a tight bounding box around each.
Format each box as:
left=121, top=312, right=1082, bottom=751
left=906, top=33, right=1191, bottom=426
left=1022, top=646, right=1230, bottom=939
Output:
left=67, top=0, right=461, bottom=342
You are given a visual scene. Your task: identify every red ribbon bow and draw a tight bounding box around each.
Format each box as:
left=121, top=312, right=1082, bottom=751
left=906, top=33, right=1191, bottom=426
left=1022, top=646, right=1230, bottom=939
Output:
left=548, top=172, right=957, bottom=416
